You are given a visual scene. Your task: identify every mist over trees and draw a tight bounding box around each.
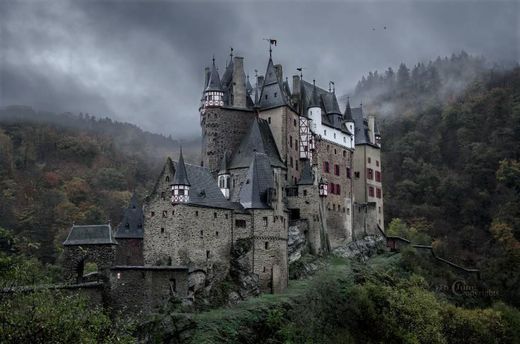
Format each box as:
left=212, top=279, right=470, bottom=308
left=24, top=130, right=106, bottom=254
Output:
left=353, top=54, right=520, bottom=306
left=351, top=51, right=515, bottom=117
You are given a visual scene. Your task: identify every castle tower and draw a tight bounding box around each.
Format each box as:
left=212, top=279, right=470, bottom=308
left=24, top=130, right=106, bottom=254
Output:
left=201, top=57, right=224, bottom=112
left=172, top=149, right=190, bottom=203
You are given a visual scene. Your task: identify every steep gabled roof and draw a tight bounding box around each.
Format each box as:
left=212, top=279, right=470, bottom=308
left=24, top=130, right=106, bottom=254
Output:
left=115, top=194, right=144, bottom=239
left=322, top=92, right=342, bottom=115
left=205, top=58, right=223, bottom=92
left=239, top=153, right=274, bottom=209
left=63, top=224, right=117, bottom=245
left=257, top=58, right=288, bottom=109
left=343, top=98, right=353, bottom=122
left=298, top=160, right=314, bottom=185
left=352, top=107, right=373, bottom=145
left=229, top=118, right=285, bottom=169
left=172, top=149, right=190, bottom=186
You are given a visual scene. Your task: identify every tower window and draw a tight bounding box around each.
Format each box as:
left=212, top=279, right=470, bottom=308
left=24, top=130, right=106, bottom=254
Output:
left=166, top=176, right=170, bottom=182
left=200, top=230, right=204, bottom=238
left=215, top=231, right=219, bottom=237
left=162, top=210, right=167, bottom=218
left=214, top=212, right=217, bottom=218
left=235, top=219, right=246, bottom=228
left=265, top=241, right=269, bottom=249
left=268, top=117, right=271, bottom=124
left=290, top=136, right=293, bottom=148
left=293, top=119, right=297, bottom=127
left=161, top=228, right=165, bottom=234
left=151, top=211, right=155, bottom=217
left=206, top=250, right=210, bottom=259
left=376, top=188, right=382, bottom=199
left=367, top=168, right=374, bottom=180
left=265, top=95, right=268, bottom=99
left=195, top=211, right=199, bottom=216
left=303, top=190, right=307, bottom=196
left=368, top=157, right=372, bottom=164
left=263, top=217, right=268, bottom=227
left=369, top=186, right=375, bottom=197
left=274, top=92, right=277, bottom=97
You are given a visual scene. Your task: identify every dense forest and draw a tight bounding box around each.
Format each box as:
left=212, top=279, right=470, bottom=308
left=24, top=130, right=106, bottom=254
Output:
left=1, top=54, right=519, bottom=342
left=0, top=107, right=199, bottom=262
left=353, top=53, right=520, bottom=307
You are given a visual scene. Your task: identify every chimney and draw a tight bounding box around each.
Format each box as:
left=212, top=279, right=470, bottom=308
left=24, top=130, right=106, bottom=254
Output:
left=292, top=75, right=300, bottom=97
left=232, top=56, right=246, bottom=108
left=274, top=64, right=283, bottom=81
left=204, top=67, right=210, bottom=88
left=368, top=114, right=376, bottom=144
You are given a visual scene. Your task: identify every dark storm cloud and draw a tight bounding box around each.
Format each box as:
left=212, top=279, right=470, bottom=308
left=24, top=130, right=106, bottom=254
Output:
left=1, top=0, right=518, bottom=139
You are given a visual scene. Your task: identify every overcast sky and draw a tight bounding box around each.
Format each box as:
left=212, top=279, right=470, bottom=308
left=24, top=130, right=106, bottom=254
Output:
left=1, top=0, right=519, bottom=139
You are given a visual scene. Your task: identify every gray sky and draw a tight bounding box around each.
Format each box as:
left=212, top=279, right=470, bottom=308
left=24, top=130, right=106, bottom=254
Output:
left=1, top=0, right=519, bottom=139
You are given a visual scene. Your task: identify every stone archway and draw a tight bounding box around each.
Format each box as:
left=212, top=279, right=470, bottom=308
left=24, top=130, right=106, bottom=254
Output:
left=62, top=245, right=116, bottom=283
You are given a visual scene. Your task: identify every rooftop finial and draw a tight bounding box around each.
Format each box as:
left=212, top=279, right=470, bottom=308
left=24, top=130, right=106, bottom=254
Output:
left=297, top=67, right=304, bottom=79
left=263, top=38, right=277, bottom=58
left=230, top=47, right=233, bottom=59
left=212, top=54, right=215, bottom=65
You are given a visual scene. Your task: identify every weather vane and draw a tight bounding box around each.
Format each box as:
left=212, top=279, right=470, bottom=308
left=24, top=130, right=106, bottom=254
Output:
left=263, top=38, right=278, bottom=57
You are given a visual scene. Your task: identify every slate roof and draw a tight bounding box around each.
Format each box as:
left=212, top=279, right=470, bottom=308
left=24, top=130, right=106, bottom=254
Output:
left=172, top=149, right=190, bottom=186
left=239, top=153, right=274, bottom=209
left=115, top=194, right=144, bottom=239
left=229, top=118, right=285, bottom=169
left=257, top=58, right=289, bottom=109
left=343, top=99, right=353, bottom=122
left=298, top=160, right=314, bottom=185
left=300, top=80, right=352, bottom=135
left=172, top=160, right=239, bottom=210
left=63, top=224, right=117, bottom=246
left=205, top=58, right=223, bottom=92
left=351, top=106, right=379, bottom=146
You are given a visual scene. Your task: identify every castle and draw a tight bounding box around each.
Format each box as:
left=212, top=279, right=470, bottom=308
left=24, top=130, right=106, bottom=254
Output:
left=61, top=49, right=383, bottom=310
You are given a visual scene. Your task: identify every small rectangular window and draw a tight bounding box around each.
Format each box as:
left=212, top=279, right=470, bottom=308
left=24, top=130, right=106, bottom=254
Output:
left=215, top=231, right=219, bottom=237
left=376, top=188, right=382, bottom=199
left=214, top=212, right=217, bottom=218
left=195, top=211, right=199, bottom=216
left=206, top=250, right=210, bottom=259
left=263, top=217, right=268, bottom=227
left=375, top=171, right=381, bottom=182
left=235, top=219, right=246, bottom=228
left=268, top=117, right=271, bottom=124
left=369, top=186, right=375, bottom=197
left=334, top=164, right=340, bottom=176
left=161, top=228, right=165, bottom=234
left=265, top=241, right=269, bottom=249
left=367, top=168, right=374, bottom=180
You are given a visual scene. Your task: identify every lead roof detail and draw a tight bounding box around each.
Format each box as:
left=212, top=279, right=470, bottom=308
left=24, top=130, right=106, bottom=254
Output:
left=172, top=148, right=191, bottom=186
left=229, top=118, right=285, bottom=169
left=239, top=152, right=275, bottom=209
left=115, top=194, right=144, bottom=239
left=63, top=224, right=117, bottom=246
left=257, top=58, right=289, bottom=109
left=205, top=58, right=223, bottom=92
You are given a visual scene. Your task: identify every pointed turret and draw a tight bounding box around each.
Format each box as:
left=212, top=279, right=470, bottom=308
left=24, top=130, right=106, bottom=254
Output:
left=172, top=148, right=191, bottom=203
left=201, top=57, right=224, bottom=110
left=205, top=57, right=223, bottom=92
left=308, top=80, right=320, bottom=109
left=343, top=97, right=353, bottom=122
left=258, top=56, right=288, bottom=109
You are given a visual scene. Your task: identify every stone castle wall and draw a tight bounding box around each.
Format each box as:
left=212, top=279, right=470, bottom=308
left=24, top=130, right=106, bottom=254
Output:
left=62, top=244, right=116, bottom=283
left=314, top=138, right=354, bottom=248
left=115, top=238, right=143, bottom=266
left=201, top=107, right=255, bottom=173
left=109, top=266, right=188, bottom=314
left=251, top=209, right=288, bottom=292
left=286, top=184, right=323, bottom=254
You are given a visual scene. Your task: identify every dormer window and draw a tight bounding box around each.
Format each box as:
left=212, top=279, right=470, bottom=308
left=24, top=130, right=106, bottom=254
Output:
left=274, top=92, right=277, bottom=97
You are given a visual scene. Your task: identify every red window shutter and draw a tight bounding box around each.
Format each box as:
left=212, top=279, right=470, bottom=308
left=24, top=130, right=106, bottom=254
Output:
left=367, top=168, right=373, bottom=180
left=375, top=171, right=381, bottom=182
left=376, top=188, right=382, bottom=198
left=329, top=183, right=334, bottom=194
left=337, top=184, right=341, bottom=195
left=369, top=186, right=374, bottom=197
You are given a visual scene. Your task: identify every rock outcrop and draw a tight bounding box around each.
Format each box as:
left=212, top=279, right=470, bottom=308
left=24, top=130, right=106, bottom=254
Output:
left=287, top=224, right=307, bottom=263
left=332, top=235, right=385, bottom=261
